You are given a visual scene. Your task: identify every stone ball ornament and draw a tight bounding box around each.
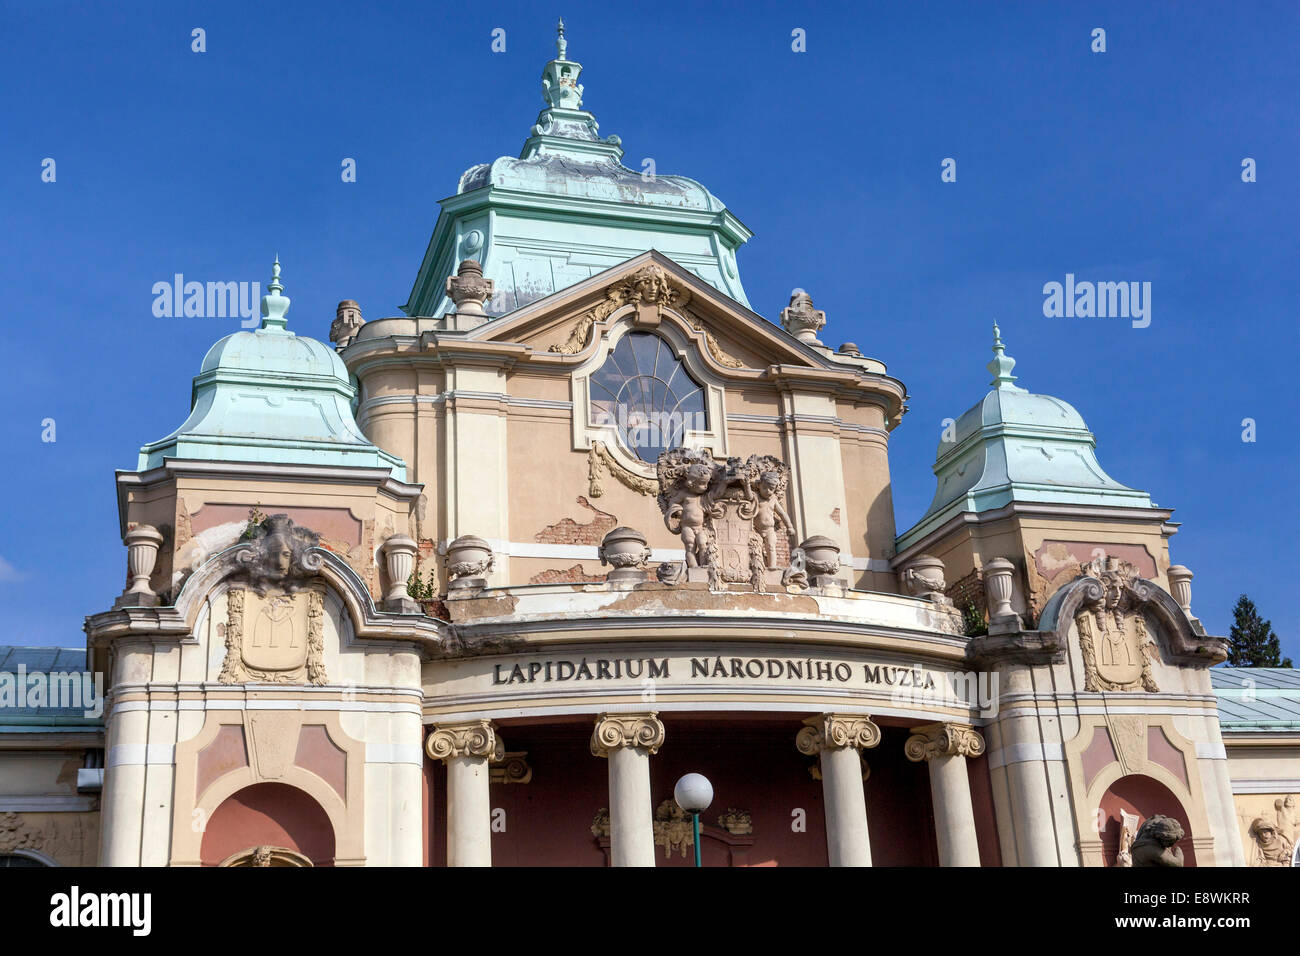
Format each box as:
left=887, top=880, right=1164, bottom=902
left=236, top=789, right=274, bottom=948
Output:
left=674, top=773, right=714, bottom=813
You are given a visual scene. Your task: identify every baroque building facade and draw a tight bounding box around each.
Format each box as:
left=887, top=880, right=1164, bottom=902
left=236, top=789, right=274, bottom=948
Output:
left=2, top=24, right=1297, bottom=867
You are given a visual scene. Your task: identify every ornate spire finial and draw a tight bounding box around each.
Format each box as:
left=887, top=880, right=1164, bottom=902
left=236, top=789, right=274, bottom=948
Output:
left=987, top=321, right=1022, bottom=390
left=260, top=256, right=291, bottom=331
left=540, top=18, right=583, bottom=110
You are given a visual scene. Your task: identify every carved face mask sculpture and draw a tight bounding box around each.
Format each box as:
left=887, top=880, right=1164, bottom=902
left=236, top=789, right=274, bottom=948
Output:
left=268, top=536, right=293, bottom=578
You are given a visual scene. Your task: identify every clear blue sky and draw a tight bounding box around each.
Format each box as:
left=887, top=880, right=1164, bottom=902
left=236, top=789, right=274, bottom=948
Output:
left=1, top=1, right=1296, bottom=660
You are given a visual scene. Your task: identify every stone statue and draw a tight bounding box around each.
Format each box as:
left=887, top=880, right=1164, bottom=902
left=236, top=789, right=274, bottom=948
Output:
left=1248, top=816, right=1294, bottom=867
left=656, top=449, right=804, bottom=591
left=1115, top=809, right=1140, bottom=867
left=330, top=300, right=364, bottom=349
left=1130, top=814, right=1185, bottom=867
left=656, top=449, right=717, bottom=569
left=747, top=456, right=795, bottom=570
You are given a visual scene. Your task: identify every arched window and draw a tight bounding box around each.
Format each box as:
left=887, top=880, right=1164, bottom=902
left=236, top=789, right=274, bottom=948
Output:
left=0, top=853, right=49, bottom=867
left=589, top=333, right=707, bottom=463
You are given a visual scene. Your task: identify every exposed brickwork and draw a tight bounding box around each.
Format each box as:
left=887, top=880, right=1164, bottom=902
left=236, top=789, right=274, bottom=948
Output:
left=534, top=496, right=617, bottom=546
left=946, top=569, right=986, bottom=622
left=830, top=507, right=841, bottom=526
left=528, top=564, right=607, bottom=585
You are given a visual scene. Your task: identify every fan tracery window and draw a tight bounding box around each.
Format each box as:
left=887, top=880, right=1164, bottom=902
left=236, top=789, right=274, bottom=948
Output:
left=589, top=333, right=707, bottom=463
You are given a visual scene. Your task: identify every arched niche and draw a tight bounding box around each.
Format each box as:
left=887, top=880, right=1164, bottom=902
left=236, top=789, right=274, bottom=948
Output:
left=200, top=783, right=336, bottom=867
left=1098, top=774, right=1196, bottom=867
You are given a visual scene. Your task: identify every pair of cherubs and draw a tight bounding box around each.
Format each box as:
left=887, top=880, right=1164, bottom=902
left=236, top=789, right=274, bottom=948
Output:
left=664, top=461, right=794, bottom=570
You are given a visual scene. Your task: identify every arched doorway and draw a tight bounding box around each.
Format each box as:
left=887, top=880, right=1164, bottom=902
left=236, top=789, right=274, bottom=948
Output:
left=1099, top=774, right=1196, bottom=866
left=200, top=782, right=336, bottom=867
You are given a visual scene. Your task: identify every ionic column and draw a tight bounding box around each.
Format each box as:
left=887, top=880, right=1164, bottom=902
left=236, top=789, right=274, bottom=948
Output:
left=796, top=714, right=880, bottom=866
left=591, top=713, right=665, bottom=867
left=905, top=722, right=985, bottom=866
left=426, top=720, right=501, bottom=867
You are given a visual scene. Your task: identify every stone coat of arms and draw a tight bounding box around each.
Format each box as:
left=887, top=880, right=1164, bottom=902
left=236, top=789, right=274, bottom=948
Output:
left=218, top=515, right=328, bottom=685
left=656, top=450, right=797, bottom=591
left=1074, top=556, right=1159, bottom=692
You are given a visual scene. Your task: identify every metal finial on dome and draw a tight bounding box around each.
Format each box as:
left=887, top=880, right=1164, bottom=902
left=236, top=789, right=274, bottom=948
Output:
left=261, top=256, right=291, bottom=331
left=987, top=321, right=1022, bottom=390
left=556, top=17, right=567, bottom=58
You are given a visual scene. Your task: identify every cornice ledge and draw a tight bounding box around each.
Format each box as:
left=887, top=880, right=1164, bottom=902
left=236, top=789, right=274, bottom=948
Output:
left=965, top=629, right=1067, bottom=668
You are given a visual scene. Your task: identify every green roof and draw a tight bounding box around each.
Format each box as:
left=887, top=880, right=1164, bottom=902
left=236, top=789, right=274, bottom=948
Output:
left=136, top=260, right=407, bottom=478
left=403, top=21, right=751, bottom=319
left=1212, top=667, right=1300, bottom=732
left=897, top=324, right=1153, bottom=550
left=0, top=646, right=103, bottom=731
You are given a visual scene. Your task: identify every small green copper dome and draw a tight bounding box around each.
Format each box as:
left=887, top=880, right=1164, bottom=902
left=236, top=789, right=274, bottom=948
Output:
left=896, top=324, right=1151, bottom=551
left=137, top=260, right=407, bottom=478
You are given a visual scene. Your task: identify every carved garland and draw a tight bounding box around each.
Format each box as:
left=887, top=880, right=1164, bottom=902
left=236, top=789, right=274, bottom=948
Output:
left=688, top=313, right=745, bottom=369
left=587, top=440, right=659, bottom=498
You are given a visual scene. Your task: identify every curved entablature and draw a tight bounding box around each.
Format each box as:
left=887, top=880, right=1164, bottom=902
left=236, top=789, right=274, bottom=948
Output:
left=968, top=558, right=1227, bottom=672
left=86, top=536, right=449, bottom=658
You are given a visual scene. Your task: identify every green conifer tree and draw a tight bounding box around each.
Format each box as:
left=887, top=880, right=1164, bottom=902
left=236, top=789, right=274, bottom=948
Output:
left=1227, top=594, right=1292, bottom=667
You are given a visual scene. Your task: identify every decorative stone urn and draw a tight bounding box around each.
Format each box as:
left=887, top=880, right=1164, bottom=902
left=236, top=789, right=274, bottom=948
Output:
left=446, top=535, right=494, bottom=590
left=780, top=289, right=826, bottom=345
left=797, top=535, right=843, bottom=589
left=114, top=525, right=163, bottom=608
left=1167, top=565, right=1194, bottom=616
left=597, top=526, right=652, bottom=584
left=900, top=554, right=951, bottom=605
left=983, top=556, right=1021, bottom=633
left=983, top=557, right=1016, bottom=618
left=445, top=259, right=495, bottom=320
left=381, top=534, right=420, bottom=613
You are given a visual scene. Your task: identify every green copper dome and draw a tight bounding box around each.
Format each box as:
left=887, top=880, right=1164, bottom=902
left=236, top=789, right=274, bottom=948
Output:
left=403, top=20, right=752, bottom=319
left=896, top=324, right=1151, bottom=550
left=137, top=260, right=407, bottom=478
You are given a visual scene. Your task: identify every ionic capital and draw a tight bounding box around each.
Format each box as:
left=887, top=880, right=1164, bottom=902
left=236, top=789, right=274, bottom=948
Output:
left=904, top=722, right=985, bottom=762
left=590, top=713, right=665, bottom=758
left=426, top=719, right=501, bottom=761
left=796, top=713, right=880, bottom=756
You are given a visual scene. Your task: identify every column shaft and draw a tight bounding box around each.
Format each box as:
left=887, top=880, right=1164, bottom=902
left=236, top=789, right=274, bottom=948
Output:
left=607, top=746, right=655, bottom=867
left=446, top=754, right=492, bottom=867
left=928, top=754, right=981, bottom=866
left=820, top=746, right=872, bottom=866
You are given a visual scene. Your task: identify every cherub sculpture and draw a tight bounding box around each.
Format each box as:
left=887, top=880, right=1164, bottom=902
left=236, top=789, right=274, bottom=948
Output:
left=656, top=450, right=718, bottom=568
left=745, top=455, right=795, bottom=570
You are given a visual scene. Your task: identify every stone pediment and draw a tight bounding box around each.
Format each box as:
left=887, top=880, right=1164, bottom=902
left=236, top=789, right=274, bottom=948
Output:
left=465, top=251, right=879, bottom=381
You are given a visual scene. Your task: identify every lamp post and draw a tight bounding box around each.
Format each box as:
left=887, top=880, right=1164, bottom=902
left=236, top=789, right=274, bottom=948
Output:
left=674, top=773, right=713, bottom=868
